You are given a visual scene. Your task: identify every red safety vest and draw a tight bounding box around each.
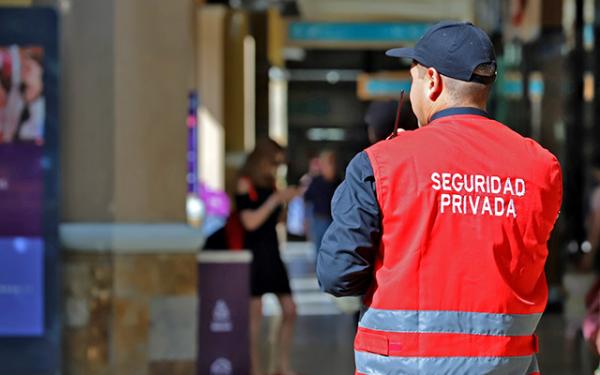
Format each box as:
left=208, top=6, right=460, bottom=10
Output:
left=357, top=113, right=562, bottom=375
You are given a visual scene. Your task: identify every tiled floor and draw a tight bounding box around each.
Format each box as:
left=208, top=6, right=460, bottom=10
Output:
left=257, top=242, right=600, bottom=375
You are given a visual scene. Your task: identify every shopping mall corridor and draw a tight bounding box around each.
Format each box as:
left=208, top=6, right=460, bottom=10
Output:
left=260, top=242, right=599, bottom=375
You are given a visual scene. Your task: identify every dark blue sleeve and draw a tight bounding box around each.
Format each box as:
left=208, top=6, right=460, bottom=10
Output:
left=304, top=177, right=316, bottom=203
left=316, top=151, right=381, bottom=297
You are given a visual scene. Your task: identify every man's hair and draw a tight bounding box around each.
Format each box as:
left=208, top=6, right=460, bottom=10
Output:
left=443, top=63, right=495, bottom=104
left=472, top=63, right=497, bottom=78
left=414, top=62, right=495, bottom=105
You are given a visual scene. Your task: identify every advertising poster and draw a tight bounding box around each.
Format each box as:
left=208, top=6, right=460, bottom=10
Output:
left=0, top=7, right=59, bottom=374
left=0, top=41, right=46, bottom=336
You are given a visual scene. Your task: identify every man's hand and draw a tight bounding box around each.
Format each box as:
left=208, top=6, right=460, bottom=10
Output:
left=277, top=186, right=299, bottom=204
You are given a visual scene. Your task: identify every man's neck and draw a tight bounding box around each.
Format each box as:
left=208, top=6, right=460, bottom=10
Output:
left=426, top=101, right=486, bottom=124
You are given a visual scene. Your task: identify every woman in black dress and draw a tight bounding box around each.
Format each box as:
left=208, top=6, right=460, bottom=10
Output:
left=236, top=139, right=300, bottom=375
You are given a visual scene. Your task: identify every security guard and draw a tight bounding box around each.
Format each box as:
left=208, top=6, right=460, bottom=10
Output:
left=317, top=21, right=562, bottom=375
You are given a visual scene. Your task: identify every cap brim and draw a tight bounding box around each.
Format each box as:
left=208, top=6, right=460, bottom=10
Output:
left=385, top=47, right=417, bottom=59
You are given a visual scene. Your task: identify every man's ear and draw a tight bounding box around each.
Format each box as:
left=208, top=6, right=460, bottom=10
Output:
left=426, top=67, right=443, bottom=101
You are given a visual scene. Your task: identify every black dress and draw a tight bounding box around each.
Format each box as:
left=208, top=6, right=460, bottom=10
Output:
left=236, top=186, right=292, bottom=297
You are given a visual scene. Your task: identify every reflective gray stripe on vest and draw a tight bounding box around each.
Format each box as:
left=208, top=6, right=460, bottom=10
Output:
left=355, top=351, right=538, bottom=375
left=527, top=356, right=540, bottom=373
left=359, top=307, right=542, bottom=336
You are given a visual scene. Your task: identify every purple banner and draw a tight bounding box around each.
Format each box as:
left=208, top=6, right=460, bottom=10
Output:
left=187, top=91, right=198, bottom=195
left=198, top=252, right=251, bottom=375
left=0, top=237, right=43, bottom=336
left=0, top=144, right=43, bottom=236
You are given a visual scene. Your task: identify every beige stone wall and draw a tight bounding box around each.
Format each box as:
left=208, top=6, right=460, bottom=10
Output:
left=63, top=252, right=113, bottom=375
left=114, top=0, right=195, bottom=222
left=60, top=5, right=201, bottom=373
left=61, top=0, right=116, bottom=221
left=61, top=0, right=195, bottom=223
left=63, top=252, right=198, bottom=375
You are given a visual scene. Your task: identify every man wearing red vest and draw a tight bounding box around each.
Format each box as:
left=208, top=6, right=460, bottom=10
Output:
left=317, top=21, right=563, bottom=374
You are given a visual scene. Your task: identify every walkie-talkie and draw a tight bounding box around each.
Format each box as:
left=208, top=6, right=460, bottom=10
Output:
left=386, top=89, right=405, bottom=140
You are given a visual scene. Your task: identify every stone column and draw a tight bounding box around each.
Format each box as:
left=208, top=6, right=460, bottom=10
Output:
left=60, top=1, right=203, bottom=375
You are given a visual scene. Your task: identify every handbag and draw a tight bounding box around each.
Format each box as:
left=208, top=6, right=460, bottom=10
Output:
left=224, top=177, right=258, bottom=250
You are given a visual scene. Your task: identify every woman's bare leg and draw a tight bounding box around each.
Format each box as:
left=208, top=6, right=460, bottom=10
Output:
left=250, top=297, right=265, bottom=375
left=275, top=294, right=297, bottom=374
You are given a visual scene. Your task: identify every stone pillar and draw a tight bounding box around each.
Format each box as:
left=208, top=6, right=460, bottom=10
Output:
left=61, top=0, right=195, bottom=223
left=61, top=0, right=115, bottom=221
left=59, top=1, right=204, bottom=375
left=197, top=5, right=227, bottom=191
left=113, top=0, right=195, bottom=222
left=61, top=225, right=202, bottom=375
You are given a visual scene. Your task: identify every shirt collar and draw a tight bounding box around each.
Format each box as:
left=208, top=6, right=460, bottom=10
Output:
left=429, top=107, right=490, bottom=122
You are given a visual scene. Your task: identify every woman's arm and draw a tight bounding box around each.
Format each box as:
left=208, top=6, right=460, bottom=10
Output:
left=237, top=179, right=298, bottom=231
left=240, top=195, right=282, bottom=231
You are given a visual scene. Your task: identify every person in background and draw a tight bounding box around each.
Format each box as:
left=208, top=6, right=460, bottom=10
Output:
left=236, top=138, right=300, bottom=375
left=364, top=99, right=418, bottom=145
left=582, top=161, right=600, bottom=373
left=17, top=50, right=44, bottom=143
left=286, top=158, right=320, bottom=239
left=298, top=157, right=321, bottom=236
left=304, top=150, right=341, bottom=253
left=0, top=46, right=24, bottom=143
left=583, top=162, right=600, bottom=273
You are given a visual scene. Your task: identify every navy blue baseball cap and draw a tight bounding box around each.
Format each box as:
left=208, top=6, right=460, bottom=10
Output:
left=386, top=21, right=496, bottom=83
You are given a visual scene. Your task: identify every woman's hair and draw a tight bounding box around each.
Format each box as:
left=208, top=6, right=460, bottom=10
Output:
left=239, top=138, right=285, bottom=188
